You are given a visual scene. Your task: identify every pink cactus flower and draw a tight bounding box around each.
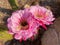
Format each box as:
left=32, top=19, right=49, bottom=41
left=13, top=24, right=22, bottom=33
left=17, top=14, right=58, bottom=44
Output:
left=7, top=9, right=39, bottom=41
left=7, top=5, right=55, bottom=41
left=29, top=5, right=55, bottom=29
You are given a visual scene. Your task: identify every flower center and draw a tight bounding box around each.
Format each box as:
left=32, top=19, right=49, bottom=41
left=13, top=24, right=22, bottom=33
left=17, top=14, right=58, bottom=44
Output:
left=21, top=21, right=28, bottom=26
left=20, top=21, right=29, bottom=30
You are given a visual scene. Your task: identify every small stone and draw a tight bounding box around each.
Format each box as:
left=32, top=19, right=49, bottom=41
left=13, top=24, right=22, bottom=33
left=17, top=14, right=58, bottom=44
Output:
left=0, top=0, right=12, bottom=9
left=59, top=33, right=60, bottom=44
left=54, top=17, right=60, bottom=33
left=41, top=28, right=59, bottom=45
left=0, top=1, right=2, bottom=4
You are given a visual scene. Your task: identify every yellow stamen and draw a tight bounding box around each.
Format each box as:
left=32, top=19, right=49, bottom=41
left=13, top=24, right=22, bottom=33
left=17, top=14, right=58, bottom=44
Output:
left=16, top=26, right=21, bottom=31
left=36, top=15, right=43, bottom=18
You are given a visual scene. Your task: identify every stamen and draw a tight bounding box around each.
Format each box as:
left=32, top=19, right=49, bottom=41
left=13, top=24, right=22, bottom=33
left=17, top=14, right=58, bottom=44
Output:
left=20, top=21, right=29, bottom=30
left=21, top=21, right=28, bottom=26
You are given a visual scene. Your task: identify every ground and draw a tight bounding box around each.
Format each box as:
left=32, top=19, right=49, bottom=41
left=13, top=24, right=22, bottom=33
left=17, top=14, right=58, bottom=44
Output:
left=0, top=0, right=60, bottom=45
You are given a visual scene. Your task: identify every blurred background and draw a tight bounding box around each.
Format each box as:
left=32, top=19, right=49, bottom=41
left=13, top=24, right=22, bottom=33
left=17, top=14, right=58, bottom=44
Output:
left=0, top=0, right=60, bottom=45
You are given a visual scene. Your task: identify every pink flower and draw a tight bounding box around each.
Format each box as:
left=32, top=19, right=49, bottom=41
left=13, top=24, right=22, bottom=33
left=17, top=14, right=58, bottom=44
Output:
left=29, top=5, right=55, bottom=29
left=7, top=9, right=39, bottom=41
left=7, top=5, right=55, bottom=41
